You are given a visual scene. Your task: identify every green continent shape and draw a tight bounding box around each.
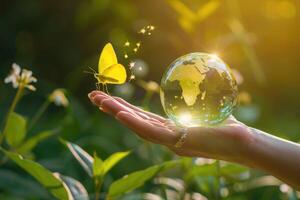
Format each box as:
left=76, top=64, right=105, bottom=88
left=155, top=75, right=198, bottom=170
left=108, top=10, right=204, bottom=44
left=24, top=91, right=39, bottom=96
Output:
left=169, top=64, right=206, bottom=106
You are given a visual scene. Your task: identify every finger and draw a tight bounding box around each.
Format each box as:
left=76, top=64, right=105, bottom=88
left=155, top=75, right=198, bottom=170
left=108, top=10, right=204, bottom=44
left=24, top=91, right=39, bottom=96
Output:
left=145, top=119, right=166, bottom=129
left=90, top=93, right=165, bottom=123
left=94, top=96, right=161, bottom=123
left=88, top=90, right=105, bottom=99
left=146, top=118, right=165, bottom=125
left=116, top=111, right=177, bottom=146
left=100, top=98, right=135, bottom=116
left=113, top=97, right=167, bottom=123
left=92, top=94, right=112, bottom=106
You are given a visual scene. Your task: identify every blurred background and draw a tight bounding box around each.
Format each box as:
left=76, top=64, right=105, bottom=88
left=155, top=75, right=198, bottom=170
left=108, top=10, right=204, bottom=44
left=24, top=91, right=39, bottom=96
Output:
left=0, top=0, right=300, bottom=199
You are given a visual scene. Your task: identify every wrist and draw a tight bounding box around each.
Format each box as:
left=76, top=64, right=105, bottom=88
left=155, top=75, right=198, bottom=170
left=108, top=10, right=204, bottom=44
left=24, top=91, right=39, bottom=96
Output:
left=231, top=126, right=300, bottom=190
left=233, top=125, right=260, bottom=167
left=240, top=127, right=274, bottom=169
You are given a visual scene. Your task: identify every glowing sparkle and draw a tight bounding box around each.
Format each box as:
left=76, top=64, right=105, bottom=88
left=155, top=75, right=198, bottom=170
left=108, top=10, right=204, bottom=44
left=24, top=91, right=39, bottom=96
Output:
left=149, top=25, right=155, bottom=30
left=178, top=113, right=192, bottom=124
left=130, top=75, right=135, bottom=80
left=124, top=41, right=130, bottom=47
left=129, top=62, right=135, bottom=69
left=139, top=28, right=146, bottom=34
left=139, top=25, right=155, bottom=35
left=136, top=42, right=141, bottom=47
left=124, top=54, right=128, bottom=59
left=212, top=53, right=219, bottom=58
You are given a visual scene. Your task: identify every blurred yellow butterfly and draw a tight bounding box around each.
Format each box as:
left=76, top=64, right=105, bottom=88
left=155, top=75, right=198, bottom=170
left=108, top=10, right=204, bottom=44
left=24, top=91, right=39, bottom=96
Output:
left=87, top=43, right=127, bottom=92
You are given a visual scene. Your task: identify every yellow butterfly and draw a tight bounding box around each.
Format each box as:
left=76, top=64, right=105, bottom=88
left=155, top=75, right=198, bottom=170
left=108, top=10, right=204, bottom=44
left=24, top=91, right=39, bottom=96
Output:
left=89, top=43, right=127, bottom=92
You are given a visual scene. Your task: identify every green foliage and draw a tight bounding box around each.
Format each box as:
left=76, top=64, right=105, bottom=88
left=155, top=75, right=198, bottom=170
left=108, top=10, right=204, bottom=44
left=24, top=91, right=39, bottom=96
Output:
left=93, top=153, right=104, bottom=178
left=186, top=162, right=249, bottom=181
left=4, top=112, right=27, bottom=147
left=97, top=151, right=130, bottom=177
left=16, top=130, right=55, bottom=154
left=62, top=140, right=94, bottom=177
left=1, top=0, right=300, bottom=199
left=0, top=168, right=50, bottom=198
left=63, top=140, right=130, bottom=179
left=1, top=149, right=69, bottom=200
left=55, top=173, right=89, bottom=200
left=107, top=160, right=180, bottom=198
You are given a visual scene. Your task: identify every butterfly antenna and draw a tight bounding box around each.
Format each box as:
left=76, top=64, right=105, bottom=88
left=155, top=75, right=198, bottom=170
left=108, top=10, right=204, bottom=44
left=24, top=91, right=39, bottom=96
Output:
left=83, top=70, right=94, bottom=75
left=89, top=67, right=97, bottom=73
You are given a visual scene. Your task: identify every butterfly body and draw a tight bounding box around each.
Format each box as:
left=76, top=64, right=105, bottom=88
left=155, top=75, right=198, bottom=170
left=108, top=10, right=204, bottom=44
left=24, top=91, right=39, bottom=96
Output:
left=95, top=74, right=119, bottom=83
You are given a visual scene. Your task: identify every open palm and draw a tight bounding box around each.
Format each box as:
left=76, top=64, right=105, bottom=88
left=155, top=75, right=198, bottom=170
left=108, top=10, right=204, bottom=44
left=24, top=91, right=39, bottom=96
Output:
left=89, top=91, right=253, bottom=164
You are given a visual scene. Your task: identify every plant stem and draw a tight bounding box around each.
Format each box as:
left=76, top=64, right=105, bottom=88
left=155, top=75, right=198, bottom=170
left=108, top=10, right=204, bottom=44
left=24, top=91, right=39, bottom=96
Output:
left=215, top=160, right=221, bottom=200
left=28, top=99, right=51, bottom=131
left=94, top=179, right=103, bottom=200
left=160, top=184, right=168, bottom=200
left=0, top=86, right=24, bottom=145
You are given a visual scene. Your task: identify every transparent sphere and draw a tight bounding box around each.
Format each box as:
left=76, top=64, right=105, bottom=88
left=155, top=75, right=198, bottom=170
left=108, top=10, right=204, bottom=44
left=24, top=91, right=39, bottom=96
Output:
left=160, top=53, right=238, bottom=127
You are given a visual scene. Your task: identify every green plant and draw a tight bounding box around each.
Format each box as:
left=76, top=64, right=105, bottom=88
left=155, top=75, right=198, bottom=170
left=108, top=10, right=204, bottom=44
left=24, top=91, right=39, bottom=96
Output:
left=0, top=64, right=182, bottom=200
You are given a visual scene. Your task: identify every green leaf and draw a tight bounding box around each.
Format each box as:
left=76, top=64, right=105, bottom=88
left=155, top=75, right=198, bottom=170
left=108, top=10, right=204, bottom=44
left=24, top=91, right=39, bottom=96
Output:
left=54, top=173, right=89, bottom=200
left=62, top=140, right=93, bottom=177
left=185, top=162, right=249, bottom=182
left=0, top=169, right=50, bottom=198
left=1, top=149, right=69, bottom=200
left=17, top=130, right=55, bottom=154
left=107, top=160, right=180, bottom=198
left=102, top=151, right=130, bottom=176
left=93, top=151, right=129, bottom=180
left=4, top=112, right=27, bottom=147
left=220, top=163, right=249, bottom=175
left=186, top=163, right=217, bottom=178
left=93, top=153, right=103, bottom=177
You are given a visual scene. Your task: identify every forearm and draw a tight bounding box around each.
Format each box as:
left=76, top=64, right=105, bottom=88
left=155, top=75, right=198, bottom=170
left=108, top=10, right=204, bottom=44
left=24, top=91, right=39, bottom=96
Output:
left=244, top=127, right=300, bottom=190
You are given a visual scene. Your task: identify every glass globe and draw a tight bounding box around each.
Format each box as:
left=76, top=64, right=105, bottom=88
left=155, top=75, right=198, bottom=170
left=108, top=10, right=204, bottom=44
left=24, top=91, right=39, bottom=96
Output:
left=160, top=53, right=238, bottom=127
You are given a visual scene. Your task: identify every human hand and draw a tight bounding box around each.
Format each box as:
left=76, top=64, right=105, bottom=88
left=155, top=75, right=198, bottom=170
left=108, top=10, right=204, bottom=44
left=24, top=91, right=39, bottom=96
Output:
left=89, top=91, right=300, bottom=190
left=88, top=91, right=254, bottom=165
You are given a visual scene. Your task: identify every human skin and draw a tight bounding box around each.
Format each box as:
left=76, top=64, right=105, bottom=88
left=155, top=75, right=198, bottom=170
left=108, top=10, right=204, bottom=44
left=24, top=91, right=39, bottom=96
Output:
left=88, top=90, right=300, bottom=190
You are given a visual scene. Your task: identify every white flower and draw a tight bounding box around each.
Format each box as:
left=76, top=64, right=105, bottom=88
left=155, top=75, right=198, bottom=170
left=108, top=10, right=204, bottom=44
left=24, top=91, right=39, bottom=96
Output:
left=49, top=89, right=69, bottom=107
left=21, top=69, right=37, bottom=91
left=4, top=63, right=37, bottom=91
left=4, top=63, right=21, bottom=88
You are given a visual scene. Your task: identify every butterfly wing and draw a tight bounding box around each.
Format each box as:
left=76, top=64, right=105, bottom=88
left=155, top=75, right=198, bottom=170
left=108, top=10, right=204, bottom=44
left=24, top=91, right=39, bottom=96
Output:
left=102, top=64, right=127, bottom=84
left=98, top=43, right=118, bottom=74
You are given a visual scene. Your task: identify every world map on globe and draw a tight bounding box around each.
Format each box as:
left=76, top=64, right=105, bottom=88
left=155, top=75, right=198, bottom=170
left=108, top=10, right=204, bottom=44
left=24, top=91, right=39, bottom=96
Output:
left=160, top=53, right=238, bottom=126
